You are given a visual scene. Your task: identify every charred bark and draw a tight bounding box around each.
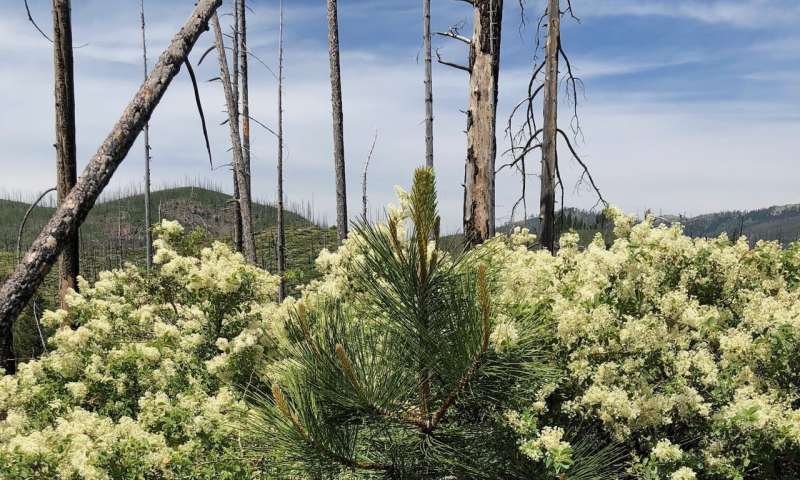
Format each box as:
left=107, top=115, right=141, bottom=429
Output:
left=53, top=0, right=79, bottom=306
left=211, top=13, right=257, bottom=263
left=327, top=0, right=348, bottom=243
left=140, top=0, right=153, bottom=270
left=463, top=0, right=503, bottom=246
left=539, top=0, right=559, bottom=253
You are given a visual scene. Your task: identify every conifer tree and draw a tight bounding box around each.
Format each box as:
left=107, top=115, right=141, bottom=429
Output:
left=245, top=168, right=621, bottom=479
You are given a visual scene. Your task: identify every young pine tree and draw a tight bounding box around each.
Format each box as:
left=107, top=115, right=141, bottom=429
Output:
left=245, top=168, right=621, bottom=479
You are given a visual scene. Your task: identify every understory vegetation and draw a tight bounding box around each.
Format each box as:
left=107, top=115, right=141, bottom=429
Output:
left=1, top=170, right=799, bottom=479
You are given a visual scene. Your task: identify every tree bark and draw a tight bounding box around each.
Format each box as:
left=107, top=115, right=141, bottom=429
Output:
left=539, top=0, right=559, bottom=253
left=140, top=0, right=153, bottom=270
left=231, top=1, right=244, bottom=253
left=0, top=0, right=223, bottom=373
left=276, top=0, right=286, bottom=301
left=237, top=0, right=252, bottom=196
left=327, top=0, right=348, bottom=242
left=53, top=0, right=79, bottom=307
left=423, top=0, right=434, bottom=168
left=463, top=0, right=503, bottom=246
left=211, top=13, right=257, bottom=263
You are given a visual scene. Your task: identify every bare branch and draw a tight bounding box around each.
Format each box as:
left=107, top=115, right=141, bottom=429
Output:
left=435, top=29, right=471, bottom=45
left=197, top=45, right=216, bottom=65
left=23, top=0, right=53, bottom=43
left=361, top=130, right=378, bottom=220
left=17, top=188, right=57, bottom=265
left=435, top=48, right=470, bottom=73
left=183, top=60, right=213, bottom=166
left=556, top=128, right=606, bottom=206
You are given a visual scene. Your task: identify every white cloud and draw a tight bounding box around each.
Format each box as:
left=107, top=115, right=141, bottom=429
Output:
left=575, top=0, right=800, bottom=28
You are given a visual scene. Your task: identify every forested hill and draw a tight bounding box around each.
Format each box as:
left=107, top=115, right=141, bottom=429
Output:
left=1, top=186, right=338, bottom=291
left=671, top=204, right=800, bottom=244
left=502, top=204, right=800, bottom=245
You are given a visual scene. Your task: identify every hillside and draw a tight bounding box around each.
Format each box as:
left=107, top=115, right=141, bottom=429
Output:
left=0, top=187, right=339, bottom=359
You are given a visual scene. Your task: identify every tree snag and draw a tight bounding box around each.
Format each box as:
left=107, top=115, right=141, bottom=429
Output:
left=539, top=0, right=559, bottom=253
left=140, top=0, right=153, bottom=270
left=276, top=0, right=287, bottom=301
left=423, top=0, right=434, bottom=168
left=211, top=12, right=257, bottom=264
left=237, top=0, right=252, bottom=195
left=53, top=0, right=79, bottom=307
left=464, top=0, right=503, bottom=246
left=0, top=0, right=224, bottom=373
left=327, top=0, right=348, bottom=243
left=230, top=2, right=244, bottom=254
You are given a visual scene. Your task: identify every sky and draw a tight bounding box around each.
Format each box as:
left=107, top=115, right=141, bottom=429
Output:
left=1, top=0, right=799, bottom=232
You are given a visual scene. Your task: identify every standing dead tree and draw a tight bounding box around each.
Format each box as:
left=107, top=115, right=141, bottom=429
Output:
left=237, top=0, right=252, bottom=197
left=0, top=0, right=224, bottom=373
left=229, top=2, right=244, bottom=253
left=53, top=0, right=79, bottom=307
left=210, top=12, right=258, bottom=263
left=504, top=0, right=605, bottom=253
left=327, top=0, right=348, bottom=243
left=140, top=0, right=153, bottom=270
left=438, top=0, right=504, bottom=247
left=276, top=0, right=286, bottom=301
left=423, top=0, right=434, bottom=168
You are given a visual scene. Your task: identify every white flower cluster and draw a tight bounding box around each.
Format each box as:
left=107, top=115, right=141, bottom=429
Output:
left=0, top=221, right=278, bottom=479
left=481, top=210, right=800, bottom=478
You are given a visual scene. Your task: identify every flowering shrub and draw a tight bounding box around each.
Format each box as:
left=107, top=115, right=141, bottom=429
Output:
left=483, top=208, right=800, bottom=479
left=2, top=196, right=799, bottom=479
left=0, top=221, right=281, bottom=479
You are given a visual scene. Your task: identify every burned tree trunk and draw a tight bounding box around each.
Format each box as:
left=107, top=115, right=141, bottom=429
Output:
left=0, top=0, right=223, bottom=373
left=53, top=0, right=79, bottom=306
left=423, top=0, right=434, bottom=168
left=464, top=0, right=503, bottom=246
left=327, top=0, right=348, bottom=243
left=237, top=0, right=252, bottom=196
left=231, top=2, right=244, bottom=254
left=539, top=0, right=559, bottom=253
left=211, top=13, right=257, bottom=263
left=140, top=0, right=153, bottom=270
left=276, top=0, right=286, bottom=301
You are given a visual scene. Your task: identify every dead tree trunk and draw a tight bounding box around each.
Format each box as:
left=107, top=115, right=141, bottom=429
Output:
left=463, top=0, right=503, bottom=246
left=327, top=0, right=348, bottom=243
left=276, top=0, right=286, bottom=301
left=211, top=13, right=257, bottom=263
left=423, top=0, right=434, bottom=168
left=231, top=2, right=244, bottom=253
left=0, top=0, right=223, bottom=374
left=140, top=0, right=153, bottom=270
left=53, top=0, right=79, bottom=306
left=237, top=0, right=252, bottom=196
left=539, top=0, right=559, bottom=253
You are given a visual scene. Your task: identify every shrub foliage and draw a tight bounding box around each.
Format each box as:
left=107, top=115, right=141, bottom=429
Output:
left=1, top=177, right=799, bottom=479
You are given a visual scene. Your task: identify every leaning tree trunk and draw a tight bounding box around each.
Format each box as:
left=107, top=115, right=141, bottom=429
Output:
left=463, top=0, right=503, bottom=246
left=211, top=13, right=257, bottom=263
left=276, top=0, right=287, bottom=301
left=327, top=0, right=348, bottom=242
left=0, top=0, right=223, bottom=374
left=140, top=0, right=153, bottom=270
left=53, top=0, right=79, bottom=307
left=423, top=0, right=434, bottom=168
left=230, top=2, right=244, bottom=253
left=539, top=0, right=559, bottom=253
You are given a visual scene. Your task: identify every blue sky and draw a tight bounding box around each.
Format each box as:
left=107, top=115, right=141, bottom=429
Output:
left=1, top=0, right=799, bottom=231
